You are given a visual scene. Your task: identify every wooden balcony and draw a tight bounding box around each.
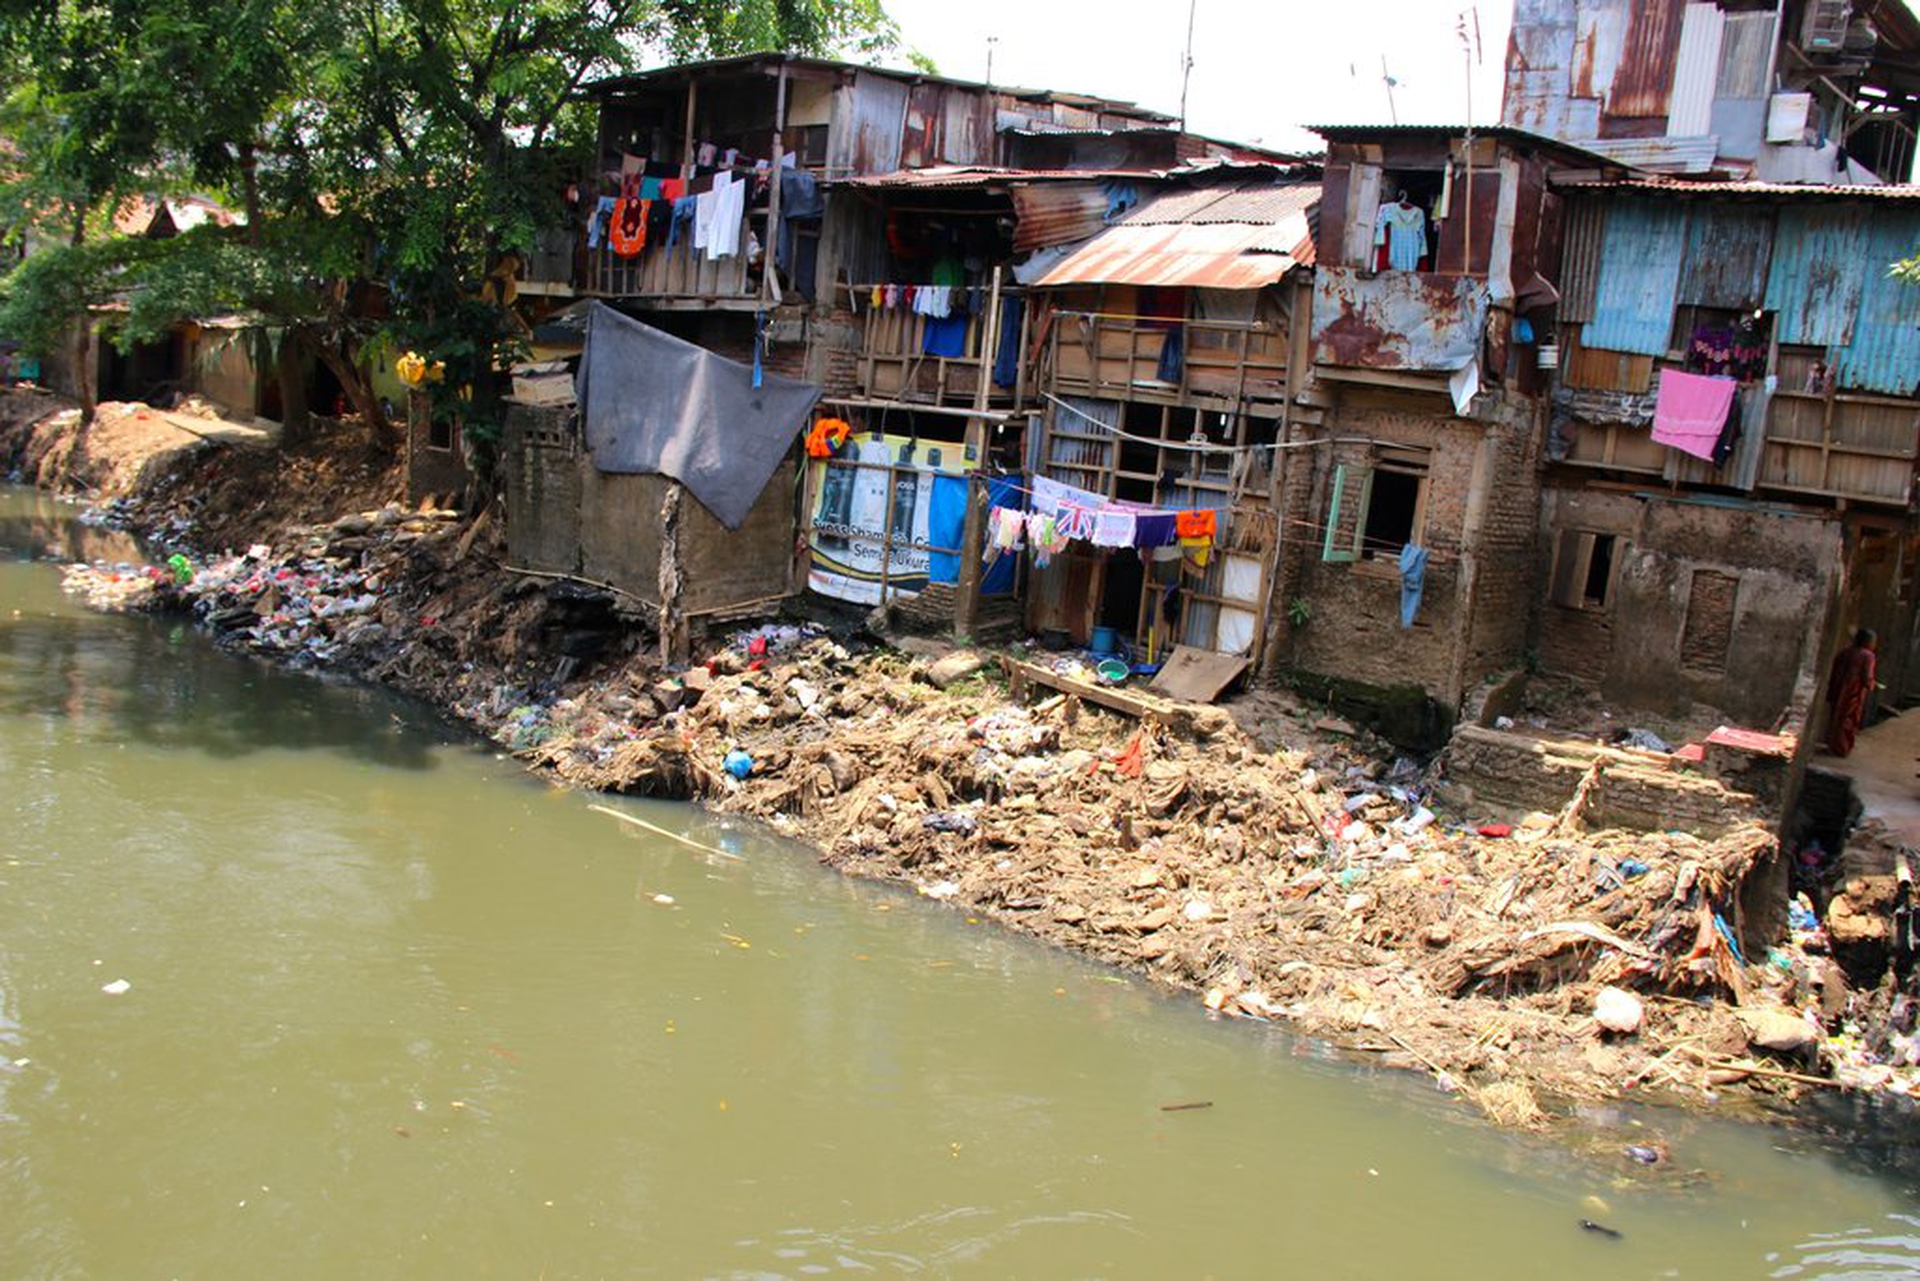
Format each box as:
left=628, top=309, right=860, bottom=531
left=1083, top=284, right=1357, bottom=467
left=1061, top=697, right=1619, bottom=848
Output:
left=852, top=285, right=1030, bottom=408
left=578, top=206, right=761, bottom=308
left=1046, top=310, right=1289, bottom=412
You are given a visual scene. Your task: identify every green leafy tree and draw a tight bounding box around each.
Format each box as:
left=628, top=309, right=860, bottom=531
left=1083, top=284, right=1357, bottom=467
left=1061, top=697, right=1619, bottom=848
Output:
left=0, top=0, right=905, bottom=458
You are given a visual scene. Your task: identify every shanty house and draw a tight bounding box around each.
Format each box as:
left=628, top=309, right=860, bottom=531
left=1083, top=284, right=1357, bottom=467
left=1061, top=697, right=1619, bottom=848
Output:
left=1536, top=178, right=1920, bottom=738
left=1272, top=124, right=1620, bottom=745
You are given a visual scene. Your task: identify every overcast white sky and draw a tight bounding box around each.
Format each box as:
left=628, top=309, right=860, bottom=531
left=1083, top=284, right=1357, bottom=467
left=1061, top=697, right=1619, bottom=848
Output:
left=881, top=0, right=1516, bottom=152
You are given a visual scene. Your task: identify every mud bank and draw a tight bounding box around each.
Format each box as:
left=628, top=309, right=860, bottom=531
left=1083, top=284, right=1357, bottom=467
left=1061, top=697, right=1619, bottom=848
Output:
left=5, top=391, right=1892, bottom=1129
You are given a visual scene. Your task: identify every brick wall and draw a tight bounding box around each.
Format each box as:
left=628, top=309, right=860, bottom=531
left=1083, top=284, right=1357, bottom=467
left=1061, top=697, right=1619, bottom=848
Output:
left=405, top=389, right=474, bottom=505
left=1284, top=387, right=1545, bottom=706
left=1441, top=725, right=1769, bottom=836
left=1535, top=484, right=1843, bottom=726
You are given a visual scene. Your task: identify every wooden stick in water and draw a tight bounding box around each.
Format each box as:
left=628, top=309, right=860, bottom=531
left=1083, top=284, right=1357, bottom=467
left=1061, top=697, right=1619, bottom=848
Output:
left=590, top=803, right=745, bottom=861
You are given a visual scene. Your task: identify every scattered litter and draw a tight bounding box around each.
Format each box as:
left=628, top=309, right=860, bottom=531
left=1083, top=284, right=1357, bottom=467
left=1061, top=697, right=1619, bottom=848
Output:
left=100, top=979, right=131, bottom=995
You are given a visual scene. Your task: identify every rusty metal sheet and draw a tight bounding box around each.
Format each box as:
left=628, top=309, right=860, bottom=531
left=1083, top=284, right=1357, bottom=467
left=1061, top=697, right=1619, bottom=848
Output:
left=1502, top=0, right=1577, bottom=133
left=900, top=81, right=945, bottom=169
left=827, top=71, right=907, bottom=177
left=1609, top=0, right=1684, bottom=118
left=1571, top=134, right=1719, bottom=173
left=1677, top=204, right=1773, bottom=309
left=1035, top=222, right=1296, bottom=289
left=1764, top=204, right=1872, bottom=347
left=1832, top=209, right=1920, bottom=394
left=1011, top=182, right=1111, bottom=252
left=1714, top=10, right=1775, bottom=98
left=1586, top=196, right=1687, bottom=355
left=1310, top=266, right=1489, bottom=372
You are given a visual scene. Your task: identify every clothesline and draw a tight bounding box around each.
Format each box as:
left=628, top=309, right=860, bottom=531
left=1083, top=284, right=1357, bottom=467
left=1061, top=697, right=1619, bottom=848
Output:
left=1043, top=394, right=1404, bottom=457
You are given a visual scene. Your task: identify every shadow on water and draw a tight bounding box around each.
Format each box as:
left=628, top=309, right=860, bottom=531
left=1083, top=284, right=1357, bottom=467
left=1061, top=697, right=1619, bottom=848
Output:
left=0, top=606, right=439, bottom=772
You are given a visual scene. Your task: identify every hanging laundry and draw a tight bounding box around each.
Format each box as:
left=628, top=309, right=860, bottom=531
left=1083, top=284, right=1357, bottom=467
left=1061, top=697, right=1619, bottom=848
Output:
left=922, top=313, right=968, bottom=359
left=984, top=506, right=1026, bottom=562
left=1156, top=325, right=1184, bottom=383
left=993, top=295, right=1025, bottom=389
left=609, top=197, right=649, bottom=257
left=660, top=177, right=686, bottom=203
left=705, top=173, right=745, bottom=260
left=1651, top=368, right=1738, bottom=461
left=805, top=417, right=852, bottom=459
left=692, top=182, right=717, bottom=252
left=1174, top=509, right=1217, bottom=541
left=586, top=196, right=617, bottom=249
left=912, top=285, right=952, bottom=318
left=869, top=285, right=883, bottom=309
left=1398, top=544, right=1429, bottom=629
left=1132, top=512, right=1178, bottom=548
left=1031, top=474, right=1105, bottom=519
left=639, top=176, right=664, bottom=201
left=1374, top=193, right=1428, bottom=271
left=667, top=195, right=697, bottom=251
left=1026, top=512, right=1069, bottom=568
left=1092, top=507, right=1137, bottom=548
left=884, top=284, right=901, bottom=310
left=696, top=142, right=717, bottom=167
left=1056, top=500, right=1099, bottom=542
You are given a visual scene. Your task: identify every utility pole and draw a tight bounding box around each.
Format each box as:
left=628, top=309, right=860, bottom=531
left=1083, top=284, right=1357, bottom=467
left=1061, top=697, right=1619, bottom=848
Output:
left=1459, top=7, right=1481, bottom=274
left=985, top=34, right=998, bottom=87
left=1381, top=56, right=1399, bottom=125
left=1177, top=0, right=1198, bottom=130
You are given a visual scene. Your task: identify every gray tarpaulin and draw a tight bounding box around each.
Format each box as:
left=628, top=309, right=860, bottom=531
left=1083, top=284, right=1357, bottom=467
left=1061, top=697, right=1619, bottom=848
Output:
left=575, top=302, right=822, bottom=529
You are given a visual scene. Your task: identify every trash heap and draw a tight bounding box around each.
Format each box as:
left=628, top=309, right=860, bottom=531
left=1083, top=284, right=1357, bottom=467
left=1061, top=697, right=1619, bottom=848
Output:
left=500, top=635, right=1816, bottom=1118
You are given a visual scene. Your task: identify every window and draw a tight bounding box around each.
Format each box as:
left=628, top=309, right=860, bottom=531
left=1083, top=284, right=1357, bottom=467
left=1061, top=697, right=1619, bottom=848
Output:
left=1550, top=530, right=1619, bottom=611
left=1322, top=447, right=1430, bottom=563
left=1680, top=569, right=1739, bottom=675
left=427, top=414, right=456, bottom=451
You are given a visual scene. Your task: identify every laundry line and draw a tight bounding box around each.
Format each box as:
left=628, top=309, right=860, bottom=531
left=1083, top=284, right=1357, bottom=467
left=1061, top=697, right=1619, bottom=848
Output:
left=1042, top=394, right=1409, bottom=456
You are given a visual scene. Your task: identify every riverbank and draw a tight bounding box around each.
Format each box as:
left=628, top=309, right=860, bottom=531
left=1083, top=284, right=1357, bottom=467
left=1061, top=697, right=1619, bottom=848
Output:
left=5, top=389, right=1896, bottom=1130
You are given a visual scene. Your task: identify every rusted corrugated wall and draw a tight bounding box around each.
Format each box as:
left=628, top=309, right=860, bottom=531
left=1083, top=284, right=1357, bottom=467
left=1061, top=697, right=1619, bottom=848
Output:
left=1833, top=210, right=1920, bottom=395
left=1586, top=197, right=1688, bottom=354
left=1677, top=204, right=1774, bottom=309
left=1558, top=198, right=1605, bottom=323
left=1764, top=205, right=1873, bottom=347
left=1610, top=0, right=1686, bottom=118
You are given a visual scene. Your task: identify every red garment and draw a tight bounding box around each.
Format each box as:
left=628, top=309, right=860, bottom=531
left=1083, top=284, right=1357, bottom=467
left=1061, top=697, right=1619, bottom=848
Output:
left=805, top=417, right=852, bottom=459
left=609, top=197, right=649, bottom=257
left=1826, top=644, right=1877, bottom=757
left=1174, top=509, right=1216, bottom=540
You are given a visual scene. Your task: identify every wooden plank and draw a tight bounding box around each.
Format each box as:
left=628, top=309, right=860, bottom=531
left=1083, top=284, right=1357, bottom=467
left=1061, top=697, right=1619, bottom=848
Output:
left=1149, top=645, right=1250, bottom=703
left=1001, top=657, right=1184, bottom=726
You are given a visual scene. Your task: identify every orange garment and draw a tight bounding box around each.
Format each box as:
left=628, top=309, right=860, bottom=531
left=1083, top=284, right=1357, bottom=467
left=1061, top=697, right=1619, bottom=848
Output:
left=609, top=197, right=649, bottom=257
left=806, top=417, right=853, bottom=458
left=1174, top=509, right=1216, bottom=540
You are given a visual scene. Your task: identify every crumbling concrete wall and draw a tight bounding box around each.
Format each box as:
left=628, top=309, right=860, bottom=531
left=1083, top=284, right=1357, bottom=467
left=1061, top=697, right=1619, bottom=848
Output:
left=1441, top=724, right=1766, bottom=837
left=1536, top=486, right=1842, bottom=727
left=404, top=390, right=474, bottom=505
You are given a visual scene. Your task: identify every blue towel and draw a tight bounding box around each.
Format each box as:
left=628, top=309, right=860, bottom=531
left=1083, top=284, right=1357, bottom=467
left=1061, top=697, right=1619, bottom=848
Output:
left=923, top=313, right=968, bottom=359
left=1398, top=544, right=1429, bottom=629
left=926, top=474, right=969, bottom=584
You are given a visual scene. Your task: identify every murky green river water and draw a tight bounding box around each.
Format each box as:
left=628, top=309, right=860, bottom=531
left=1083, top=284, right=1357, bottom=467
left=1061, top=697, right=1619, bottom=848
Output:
left=3, top=485, right=1920, bottom=1279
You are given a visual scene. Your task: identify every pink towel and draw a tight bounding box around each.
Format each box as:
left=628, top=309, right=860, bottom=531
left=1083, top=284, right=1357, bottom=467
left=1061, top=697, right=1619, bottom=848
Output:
left=1651, top=369, right=1737, bottom=461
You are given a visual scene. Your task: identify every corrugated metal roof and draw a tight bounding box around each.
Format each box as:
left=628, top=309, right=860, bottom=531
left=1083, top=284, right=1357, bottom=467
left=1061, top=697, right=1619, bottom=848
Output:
left=1036, top=223, right=1298, bottom=289
left=1765, top=204, right=1873, bottom=346
left=1114, top=181, right=1319, bottom=232
left=836, top=165, right=1152, bottom=189
left=1568, top=134, right=1721, bottom=172
left=1834, top=209, right=1920, bottom=395
left=1586, top=196, right=1688, bottom=354
left=1011, top=182, right=1111, bottom=252
left=1555, top=176, right=1920, bottom=200
left=1030, top=179, right=1317, bottom=285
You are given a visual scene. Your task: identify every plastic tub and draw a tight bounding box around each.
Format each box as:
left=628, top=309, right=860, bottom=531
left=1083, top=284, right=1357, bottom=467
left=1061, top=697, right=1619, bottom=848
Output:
left=1090, top=625, right=1120, bottom=656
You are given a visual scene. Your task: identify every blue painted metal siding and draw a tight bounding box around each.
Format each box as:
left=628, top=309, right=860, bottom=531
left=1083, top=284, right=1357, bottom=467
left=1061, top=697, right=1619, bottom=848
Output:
left=1833, top=210, right=1920, bottom=396
left=1764, top=205, right=1871, bottom=347
left=1586, top=197, right=1688, bottom=355
left=1677, top=204, right=1773, bottom=309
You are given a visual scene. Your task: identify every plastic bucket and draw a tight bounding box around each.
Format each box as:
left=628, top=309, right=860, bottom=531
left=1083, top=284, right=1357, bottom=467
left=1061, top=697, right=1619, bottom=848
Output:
left=1090, top=626, right=1120, bottom=656
left=1096, top=658, right=1130, bottom=684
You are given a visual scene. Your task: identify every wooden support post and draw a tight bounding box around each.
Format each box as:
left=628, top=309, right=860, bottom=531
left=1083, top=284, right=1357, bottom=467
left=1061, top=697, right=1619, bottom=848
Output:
left=877, top=447, right=898, bottom=609
left=658, top=482, right=690, bottom=666
left=955, top=267, right=1004, bottom=640
left=764, top=64, right=788, bottom=307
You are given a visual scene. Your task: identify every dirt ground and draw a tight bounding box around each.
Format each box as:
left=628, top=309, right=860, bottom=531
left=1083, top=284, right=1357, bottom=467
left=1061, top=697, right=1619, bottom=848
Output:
left=9, top=389, right=1900, bottom=1131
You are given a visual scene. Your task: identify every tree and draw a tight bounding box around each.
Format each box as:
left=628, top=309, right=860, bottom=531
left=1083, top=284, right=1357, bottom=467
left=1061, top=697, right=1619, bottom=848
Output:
left=0, top=0, right=906, bottom=456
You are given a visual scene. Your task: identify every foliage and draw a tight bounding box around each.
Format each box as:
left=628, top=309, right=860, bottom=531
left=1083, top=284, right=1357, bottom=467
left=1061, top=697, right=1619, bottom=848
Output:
left=0, top=0, right=906, bottom=453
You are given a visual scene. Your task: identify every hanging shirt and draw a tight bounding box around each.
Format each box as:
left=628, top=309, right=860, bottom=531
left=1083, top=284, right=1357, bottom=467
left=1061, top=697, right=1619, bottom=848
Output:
left=1026, top=512, right=1069, bottom=568
left=705, top=173, right=745, bottom=260
left=1092, top=507, right=1137, bottom=548
left=1374, top=201, right=1427, bottom=271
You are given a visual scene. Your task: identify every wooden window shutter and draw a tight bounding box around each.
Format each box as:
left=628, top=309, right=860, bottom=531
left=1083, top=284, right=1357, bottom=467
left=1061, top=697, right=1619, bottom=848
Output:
left=1322, top=464, right=1372, bottom=563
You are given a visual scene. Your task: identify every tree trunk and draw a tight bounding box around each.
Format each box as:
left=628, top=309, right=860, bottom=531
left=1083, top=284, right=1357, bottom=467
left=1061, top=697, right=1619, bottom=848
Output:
left=312, top=338, right=397, bottom=454
left=70, top=208, right=94, bottom=424
left=276, top=330, right=311, bottom=446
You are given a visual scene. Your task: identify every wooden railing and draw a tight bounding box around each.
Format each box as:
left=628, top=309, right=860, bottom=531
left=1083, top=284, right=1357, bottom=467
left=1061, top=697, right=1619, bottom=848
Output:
left=1046, top=310, right=1289, bottom=411
left=851, top=283, right=1030, bottom=408
left=580, top=205, right=758, bottom=304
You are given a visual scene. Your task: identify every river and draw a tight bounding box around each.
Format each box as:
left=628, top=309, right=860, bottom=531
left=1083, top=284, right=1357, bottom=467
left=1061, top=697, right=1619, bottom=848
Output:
left=2, top=484, right=1919, bottom=1279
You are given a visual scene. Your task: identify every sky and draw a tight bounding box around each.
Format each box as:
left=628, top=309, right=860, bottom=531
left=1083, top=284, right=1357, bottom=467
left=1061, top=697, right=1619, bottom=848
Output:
left=880, top=0, right=1516, bottom=152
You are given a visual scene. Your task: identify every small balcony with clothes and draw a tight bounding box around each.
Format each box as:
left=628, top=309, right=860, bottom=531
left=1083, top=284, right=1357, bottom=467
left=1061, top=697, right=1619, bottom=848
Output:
left=581, top=200, right=760, bottom=306
left=1044, top=298, right=1292, bottom=414
left=849, top=282, right=1029, bottom=408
